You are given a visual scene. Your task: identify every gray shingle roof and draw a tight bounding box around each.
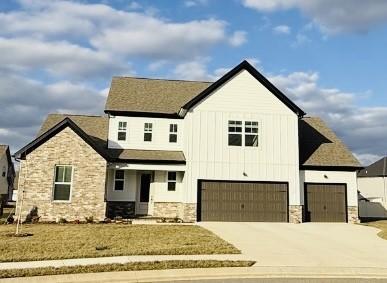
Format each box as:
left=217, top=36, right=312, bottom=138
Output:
left=358, top=157, right=387, bottom=177
left=105, top=77, right=211, bottom=114
left=299, top=117, right=361, bottom=168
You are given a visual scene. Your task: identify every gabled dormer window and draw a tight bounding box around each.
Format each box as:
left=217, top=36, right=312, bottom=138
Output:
left=117, top=121, right=127, bottom=141
left=169, top=124, right=178, bottom=143
left=144, top=123, right=152, bottom=142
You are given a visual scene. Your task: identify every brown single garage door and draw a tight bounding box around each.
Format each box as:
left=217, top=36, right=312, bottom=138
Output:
left=198, top=181, right=288, bottom=222
left=304, top=183, right=347, bottom=222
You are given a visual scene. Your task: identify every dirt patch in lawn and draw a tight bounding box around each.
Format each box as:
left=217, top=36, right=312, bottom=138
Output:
left=0, top=260, right=255, bottom=279
left=362, top=220, right=387, bottom=240
left=0, top=224, right=239, bottom=262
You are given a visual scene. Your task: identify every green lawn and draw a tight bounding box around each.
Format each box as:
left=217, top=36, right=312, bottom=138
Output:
left=0, top=224, right=239, bottom=262
left=0, top=260, right=255, bottom=279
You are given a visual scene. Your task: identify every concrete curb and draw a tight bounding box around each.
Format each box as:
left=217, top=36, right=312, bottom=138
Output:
left=3, top=266, right=387, bottom=282
left=0, top=254, right=252, bottom=270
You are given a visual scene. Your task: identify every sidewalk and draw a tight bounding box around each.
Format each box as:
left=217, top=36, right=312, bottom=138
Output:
left=0, top=254, right=252, bottom=270
left=3, top=266, right=387, bottom=282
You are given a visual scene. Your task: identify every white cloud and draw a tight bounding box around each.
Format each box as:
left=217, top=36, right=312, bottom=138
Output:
left=268, top=71, right=387, bottom=164
left=228, top=31, right=247, bottom=47
left=242, top=0, right=387, bottom=34
left=273, top=25, right=291, bottom=34
left=0, top=1, right=242, bottom=61
left=184, top=0, right=208, bottom=7
left=0, top=37, right=128, bottom=79
left=0, top=71, right=106, bottom=152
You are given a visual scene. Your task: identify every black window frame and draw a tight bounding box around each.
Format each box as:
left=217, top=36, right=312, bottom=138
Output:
left=169, top=123, right=178, bottom=143
left=228, top=120, right=242, bottom=146
left=144, top=123, right=153, bottom=142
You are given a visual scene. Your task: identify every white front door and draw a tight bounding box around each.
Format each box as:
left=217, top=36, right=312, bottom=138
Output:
left=136, top=173, right=152, bottom=215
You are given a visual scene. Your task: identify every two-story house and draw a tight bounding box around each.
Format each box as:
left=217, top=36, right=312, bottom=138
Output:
left=14, top=61, right=361, bottom=223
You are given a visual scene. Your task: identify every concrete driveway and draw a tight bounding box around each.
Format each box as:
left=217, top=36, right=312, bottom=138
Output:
left=199, top=222, right=387, bottom=268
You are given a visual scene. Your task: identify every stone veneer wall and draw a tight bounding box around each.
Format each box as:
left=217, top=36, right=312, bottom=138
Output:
left=348, top=206, right=359, bottom=224
left=16, top=127, right=107, bottom=222
left=153, top=202, right=196, bottom=222
left=289, top=205, right=303, bottom=223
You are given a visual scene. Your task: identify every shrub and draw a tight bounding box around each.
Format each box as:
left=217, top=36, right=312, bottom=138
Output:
left=85, top=216, right=94, bottom=223
left=58, top=218, right=67, bottom=224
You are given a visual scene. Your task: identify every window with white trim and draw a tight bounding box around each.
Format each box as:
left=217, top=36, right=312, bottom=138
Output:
left=167, top=171, right=177, bottom=191
left=245, top=121, right=258, bottom=147
left=53, top=165, right=73, bottom=201
left=169, top=124, right=178, bottom=143
left=228, top=120, right=242, bottom=146
left=117, top=121, right=127, bottom=141
left=114, top=170, right=125, bottom=191
left=144, top=123, right=153, bottom=142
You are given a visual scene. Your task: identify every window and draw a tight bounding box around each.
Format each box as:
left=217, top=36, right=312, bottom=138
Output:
left=2, top=166, right=5, bottom=177
left=117, top=121, right=127, bottom=141
left=114, top=170, right=125, bottom=191
left=144, top=123, right=152, bottom=142
left=228, top=120, right=242, bottom=146
left=169, top=124, right=178, bottom=143
left=53, top=165, right=73, bottom=201
left=167, top=172, right=177, bottom=191
left=245, top=121, right=258, bottom=147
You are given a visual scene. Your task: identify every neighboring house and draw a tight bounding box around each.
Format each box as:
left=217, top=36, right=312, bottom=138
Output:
left=358, top=157, right=387, bottom=219
left=11, top=171, right=19, bottom=202
left=14, top=61, right=361, bottom=223
left=0, top=145, right=15, bottom=213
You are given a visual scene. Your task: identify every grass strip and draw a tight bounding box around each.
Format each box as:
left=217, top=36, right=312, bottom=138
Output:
left=0, top=224, right=240, bottom=262
left=0, top=260, right=255, bottom=278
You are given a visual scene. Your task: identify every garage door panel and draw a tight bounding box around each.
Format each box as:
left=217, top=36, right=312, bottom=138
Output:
left=305, top=183, right=347, bottom=222
left=199, top=181, right=288, bottom=222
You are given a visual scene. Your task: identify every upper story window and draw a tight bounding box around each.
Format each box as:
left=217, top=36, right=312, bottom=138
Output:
left=117, top=121, right=127, bottom=141
left=245, top=121, right=258, bottom=147
left=228, top=120, right=242, bottom=146
left=114, top=170, right=125, bottom=191
left=228, top=120, right=258, bottom=147
left=144, top=123, right=153, bottom=142
left=169, top=124, right=178, bottom=143
left=53, top=165, right=73, bottom=201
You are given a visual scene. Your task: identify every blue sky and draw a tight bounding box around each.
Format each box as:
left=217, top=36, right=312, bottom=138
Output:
left=1, top=0, right=387, bottom=165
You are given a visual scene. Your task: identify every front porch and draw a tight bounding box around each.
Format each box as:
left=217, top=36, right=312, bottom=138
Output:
left=105, top=163, right=195, bottom=221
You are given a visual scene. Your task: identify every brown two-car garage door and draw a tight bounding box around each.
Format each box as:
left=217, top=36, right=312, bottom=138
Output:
left=198, top=181, right=288, bottom=222
left=304, top=183, right=347, bottom=222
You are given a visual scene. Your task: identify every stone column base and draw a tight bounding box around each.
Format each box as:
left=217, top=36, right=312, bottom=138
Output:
left=348, top=206, right=359, bottom=223
left=289, top=205, right=303, bottom=223
left=153, top=202, right=197, bottom=222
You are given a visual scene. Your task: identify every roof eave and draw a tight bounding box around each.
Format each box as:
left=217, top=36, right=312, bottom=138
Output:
left=105, top=109, right=183, bottom=119
left=14, top=118, right=109, bottom=160
left=300, top=165, right=363, bottom=171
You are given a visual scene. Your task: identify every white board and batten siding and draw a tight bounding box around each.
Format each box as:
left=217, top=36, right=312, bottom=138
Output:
left=106, top=169, right=184, bottom=203
left=108, top=116, right=183, bottom=151
left=300, top=170, right=358, bottom=207
left=183, top=70, right=301, bottom=204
